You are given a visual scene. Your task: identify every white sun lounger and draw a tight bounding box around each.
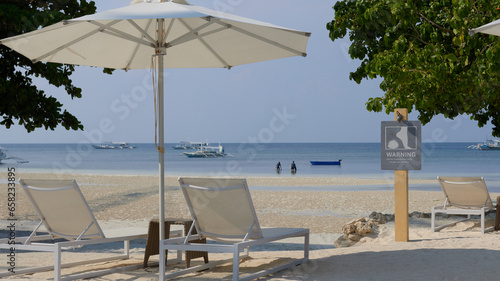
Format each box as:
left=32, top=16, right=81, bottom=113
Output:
left=0, top=179, right=150, bottom=281
left=159, top=177, right=309, bottom=281
left=432, top=176, right=496, bottom=234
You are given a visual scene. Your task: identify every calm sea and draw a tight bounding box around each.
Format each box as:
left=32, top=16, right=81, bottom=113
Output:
left=1, top=142, right=500, bottom=191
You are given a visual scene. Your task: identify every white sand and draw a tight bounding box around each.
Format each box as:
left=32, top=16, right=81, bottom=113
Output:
left=1, top=173, right=499, bottom=280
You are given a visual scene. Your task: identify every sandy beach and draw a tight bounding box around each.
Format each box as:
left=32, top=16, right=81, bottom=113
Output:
left=1, top=172, right=499, bottom=280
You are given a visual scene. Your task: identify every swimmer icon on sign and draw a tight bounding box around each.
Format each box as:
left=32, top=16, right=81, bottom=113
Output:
left=381, top=121, right=421, bottom=170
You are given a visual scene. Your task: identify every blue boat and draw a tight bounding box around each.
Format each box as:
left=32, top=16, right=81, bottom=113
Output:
left=310, top=160, right=342, bottom=165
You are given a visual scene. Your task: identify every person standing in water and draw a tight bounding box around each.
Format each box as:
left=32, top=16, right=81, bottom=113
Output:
left=291, top=161, right=297, bottom=174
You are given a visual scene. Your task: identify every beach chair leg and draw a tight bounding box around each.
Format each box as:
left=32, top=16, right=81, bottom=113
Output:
left=495, top=197, right=500, bottom=230
left=431, top=210, right=436, bottom=232
left=124, top=240, right=130, bottom=257
left=481, top=208, right=485, bottom=234
left=177, top=248, right=183, bottom=265
left=233, top=246, right=240, bottom=281
left=54, top=244, right=61, bottom=281
left=304, top=232, right=310, bottom=260
left=159, top=248, right=166, bottom=281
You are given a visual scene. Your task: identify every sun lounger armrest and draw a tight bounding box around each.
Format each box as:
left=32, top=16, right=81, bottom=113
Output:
left=163, top=234, right=202, bottom=245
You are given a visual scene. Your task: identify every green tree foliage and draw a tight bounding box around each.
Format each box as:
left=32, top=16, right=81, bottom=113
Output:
left=0, top=0, right=98, bottom=132
left=327, top=0, right=500, bottom=136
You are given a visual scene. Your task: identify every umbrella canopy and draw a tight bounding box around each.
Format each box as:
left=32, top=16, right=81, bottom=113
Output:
left=469, top=19, right=500, bottom=36
left=1, top=0, right=309, bottom=70
left=0, top=0, right=310, bottom=240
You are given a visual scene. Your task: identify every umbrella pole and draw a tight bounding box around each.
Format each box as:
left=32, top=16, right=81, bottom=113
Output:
left=158, top=19, right=166, bottom=244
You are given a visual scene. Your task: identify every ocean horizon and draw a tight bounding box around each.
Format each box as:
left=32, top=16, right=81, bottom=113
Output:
left=1, top=142, right=500, bottom=192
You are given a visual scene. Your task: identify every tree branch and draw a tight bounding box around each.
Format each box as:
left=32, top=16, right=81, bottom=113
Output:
left=418, top=12, right=453, bottom=33
left=479, top=41, right=498, bottom=55
left=404, top=32, right=429, bottom=45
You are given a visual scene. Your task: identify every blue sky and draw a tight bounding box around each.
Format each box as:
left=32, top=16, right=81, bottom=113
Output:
left=0, top=0, right=494, bottom=144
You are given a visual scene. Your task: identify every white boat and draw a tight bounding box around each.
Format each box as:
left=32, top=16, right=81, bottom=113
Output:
left=183, top=144, right=226, bottom=158
left=0, top=147, right=29, bottom=163
left=0, top=147, right=7, bottom=163
left=92, top=142, right=136, bottom=149
left=173, top=141, right=190, bottom=149
left=173, top=141, right=209, bottom=150
left=468, top=139, right=500, bottom=150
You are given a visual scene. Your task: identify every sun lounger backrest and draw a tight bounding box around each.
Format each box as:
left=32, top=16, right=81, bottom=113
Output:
left=438, top=177, right=494, bottom=208
left=179, top=177, right=263, bottom=242
left=19, top=179, right=105, bottom=240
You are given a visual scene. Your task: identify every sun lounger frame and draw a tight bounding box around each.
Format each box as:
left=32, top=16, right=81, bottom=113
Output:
left=159, top=177, right=309, bottom=281
left=0, top=179, right=150, bottom=280
left=432, top=176, right=496, bottom=234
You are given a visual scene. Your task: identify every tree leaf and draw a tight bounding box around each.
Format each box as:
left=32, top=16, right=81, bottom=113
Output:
left=327, top=0, right=500, bottom=136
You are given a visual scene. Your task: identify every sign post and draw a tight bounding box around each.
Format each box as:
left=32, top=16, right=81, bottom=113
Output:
left=381, top=108, right=422, bottom=242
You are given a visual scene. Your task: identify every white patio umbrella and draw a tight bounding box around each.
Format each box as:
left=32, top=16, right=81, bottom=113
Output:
left=0, top=0, right=310, bottom=240
left=469, top=18, right=500, bottom=36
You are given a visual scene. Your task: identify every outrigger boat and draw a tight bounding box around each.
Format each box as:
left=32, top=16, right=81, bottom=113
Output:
left=310, top=160, right=342, bottom=165
left=92, top=141, right=135, bottom=149
left=0, top=147, right=7, bottom=163
left=173, top=141, right=209, bottom=149
left=183, top=144, right=226, bottom=158
left=0, top=146, right=29, bottom=163
left=468, top=139, right=500, bottom=150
